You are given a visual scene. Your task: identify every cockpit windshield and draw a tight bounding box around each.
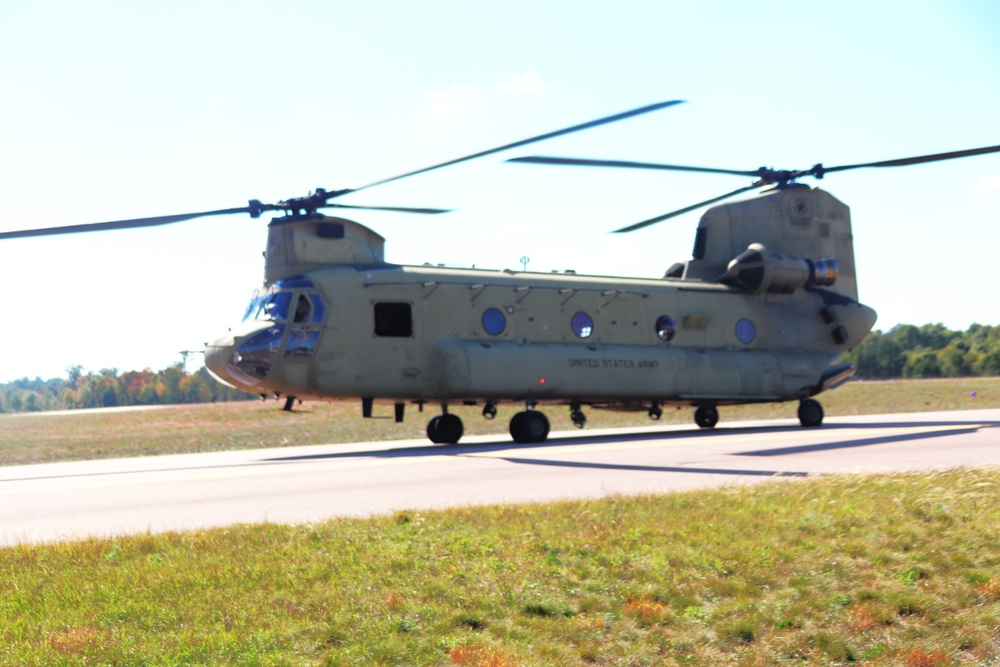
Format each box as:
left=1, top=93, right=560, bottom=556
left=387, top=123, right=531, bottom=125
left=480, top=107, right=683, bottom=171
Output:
left=241, top=277, right=325, bottom=324
left=243, top=291, right=293, bottom=322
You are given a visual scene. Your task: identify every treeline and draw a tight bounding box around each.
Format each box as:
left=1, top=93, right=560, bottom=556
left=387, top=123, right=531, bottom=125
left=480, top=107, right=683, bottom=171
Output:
left=0, top=365, right=254, bottom=414
left=843, top=323, right=1000, bottom=379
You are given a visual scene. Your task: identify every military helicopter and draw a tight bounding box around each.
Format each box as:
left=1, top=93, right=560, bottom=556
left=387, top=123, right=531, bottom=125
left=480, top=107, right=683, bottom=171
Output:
left=2, top=101, right=997, bottom=445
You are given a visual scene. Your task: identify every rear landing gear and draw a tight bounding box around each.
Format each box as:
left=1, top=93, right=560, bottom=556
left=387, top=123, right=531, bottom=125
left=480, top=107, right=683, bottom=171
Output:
left=798, top=399, right=824, bottom=427
left=694, top=405, right=719, bottom=429
left=427, top=413, right=464, bottom=444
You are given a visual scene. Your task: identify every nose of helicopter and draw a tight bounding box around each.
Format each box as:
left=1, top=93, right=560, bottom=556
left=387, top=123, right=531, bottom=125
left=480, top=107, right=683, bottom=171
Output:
left=204, top=332, right=239, bottom=388
left=204, top=320, right=283, bottom=390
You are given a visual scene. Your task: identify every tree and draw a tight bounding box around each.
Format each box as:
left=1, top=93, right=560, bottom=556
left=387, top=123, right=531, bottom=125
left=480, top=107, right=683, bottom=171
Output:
left=936, top=344, right=971, bottom=377
left=846, top=332, right=905, bottom=378
left=903, top=349, right=941, bottom=378
left=67, top=365, right=83, bottom=390
left=976, top=348, right=1000, bottom=376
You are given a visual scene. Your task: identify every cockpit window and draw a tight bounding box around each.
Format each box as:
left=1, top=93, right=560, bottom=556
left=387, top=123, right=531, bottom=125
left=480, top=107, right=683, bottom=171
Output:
left=243, top=290, right=263, bottom=321
left=284, top=329, right=320, bottom=358
left=242, top=291, right=292, bottom=322
left=309, top=294, right=327, bottom=324
left=262, top=292, right=293, bottom=321
left=293, top=295, right=311, bottom=323
left=229, top=324, right=285, bottom=382
left=242, top=282, right=326, bottom=325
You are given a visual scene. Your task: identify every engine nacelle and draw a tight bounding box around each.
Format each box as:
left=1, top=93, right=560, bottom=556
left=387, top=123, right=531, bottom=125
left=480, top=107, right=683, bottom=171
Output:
left=721, top=243, right=838, bottom=295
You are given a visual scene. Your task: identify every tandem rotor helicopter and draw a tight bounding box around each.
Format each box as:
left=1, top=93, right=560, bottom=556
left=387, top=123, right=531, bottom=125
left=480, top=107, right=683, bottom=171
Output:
left=3, top=100, right=998, bottom=444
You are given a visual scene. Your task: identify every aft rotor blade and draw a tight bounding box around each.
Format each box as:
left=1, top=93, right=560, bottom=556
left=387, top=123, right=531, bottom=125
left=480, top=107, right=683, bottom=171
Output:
left=613, top=182, right=767, bottom=233
left=322, top=203, right=451, bottom=214
left=0, top=206, right=261, bottom=240
left=819, top=144, right=1000, bottom=175
left=509, top=155, right=759, bottom=178
left=339, top=99, right=685, bottom=197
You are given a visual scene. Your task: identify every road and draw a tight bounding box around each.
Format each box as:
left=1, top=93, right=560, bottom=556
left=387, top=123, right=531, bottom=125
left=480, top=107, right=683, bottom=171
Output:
left=1, top=409, right=998, bottom=546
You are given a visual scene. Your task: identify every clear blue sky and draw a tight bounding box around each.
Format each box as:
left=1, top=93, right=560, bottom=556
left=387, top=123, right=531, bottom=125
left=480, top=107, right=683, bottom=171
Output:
left=1, top=0, right=998, bottom=382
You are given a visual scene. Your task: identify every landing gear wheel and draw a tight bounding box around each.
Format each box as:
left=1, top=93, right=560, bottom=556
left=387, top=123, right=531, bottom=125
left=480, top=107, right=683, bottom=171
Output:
left=798, top=399, right=824, bottom=427
left=648, top=404, right=663, bottom=421
left=510, top=411, right=550, bottom=443
left=427, top=413, right=464, bottom=443
left=482, top=403, right=497, bottom=420
left=570, top=410, right=587, bottom=429
left=694, top=405, right=719, bottom=429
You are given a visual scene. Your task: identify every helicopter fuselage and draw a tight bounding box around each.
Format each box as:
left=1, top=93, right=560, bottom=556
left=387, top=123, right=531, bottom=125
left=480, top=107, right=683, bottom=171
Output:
left=207, top=262, right=873, bottom=407
left=205, top=186, right=877, bottom=443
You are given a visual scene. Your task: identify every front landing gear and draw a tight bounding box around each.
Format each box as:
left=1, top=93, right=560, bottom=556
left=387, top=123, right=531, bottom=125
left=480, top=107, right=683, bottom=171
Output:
left=694, top=405, right=719, bottom=429
left=510, top=410, right=550, bottom=443
left=798, top=399, right=824, bottom=427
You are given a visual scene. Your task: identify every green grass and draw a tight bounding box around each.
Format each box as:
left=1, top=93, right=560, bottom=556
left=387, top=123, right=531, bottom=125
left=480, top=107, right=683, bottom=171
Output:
left=1, top=377, right=998, bottom=466
left=2, top=469, right=998, bottom=665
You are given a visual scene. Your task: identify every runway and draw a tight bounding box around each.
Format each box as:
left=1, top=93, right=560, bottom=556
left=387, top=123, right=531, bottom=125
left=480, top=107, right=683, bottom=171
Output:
left=1, top=409, right=998, bottom=546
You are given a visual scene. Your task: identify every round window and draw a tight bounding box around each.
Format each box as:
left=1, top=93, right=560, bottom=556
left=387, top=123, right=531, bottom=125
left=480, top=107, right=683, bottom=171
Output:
left=655, top=315, right=677, bottom=342
left=571, top=312, right=594, bottom=339
left=482, top=308, right=506, bottom=336
left=735, top=318, right=756, bottom=344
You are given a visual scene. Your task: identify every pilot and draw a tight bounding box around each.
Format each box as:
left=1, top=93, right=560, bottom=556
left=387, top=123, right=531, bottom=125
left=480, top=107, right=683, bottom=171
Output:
left=293, top=296, right=311, bottom=323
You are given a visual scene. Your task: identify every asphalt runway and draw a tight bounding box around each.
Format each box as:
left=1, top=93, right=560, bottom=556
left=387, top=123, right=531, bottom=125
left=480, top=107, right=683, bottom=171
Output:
left=1, top=409, right=998, bottom=546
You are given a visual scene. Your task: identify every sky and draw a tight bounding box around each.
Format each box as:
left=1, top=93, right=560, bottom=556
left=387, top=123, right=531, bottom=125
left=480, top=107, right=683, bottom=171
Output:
left=1, top=0, right=998, bottom=383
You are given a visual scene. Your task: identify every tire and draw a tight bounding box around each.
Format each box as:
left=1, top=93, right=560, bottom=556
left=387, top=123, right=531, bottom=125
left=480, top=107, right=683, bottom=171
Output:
left=510, top=410, right=550, bottom=443
left=427, top=414, right=464, bottom=443
left=798, top=399, right=824, bottom=427
left=426, top=416, right=442, bottom=443
left=694, top=405, right=719, bottom=429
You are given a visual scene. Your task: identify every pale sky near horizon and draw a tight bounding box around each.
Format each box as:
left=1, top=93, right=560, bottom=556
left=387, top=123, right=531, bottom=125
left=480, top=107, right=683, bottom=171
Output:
left=1, top=1, right=998, bottom=383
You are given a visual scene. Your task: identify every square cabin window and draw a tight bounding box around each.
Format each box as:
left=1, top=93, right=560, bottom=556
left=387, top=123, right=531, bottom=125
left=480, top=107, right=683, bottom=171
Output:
left=374, top=302, right=413, bottom=337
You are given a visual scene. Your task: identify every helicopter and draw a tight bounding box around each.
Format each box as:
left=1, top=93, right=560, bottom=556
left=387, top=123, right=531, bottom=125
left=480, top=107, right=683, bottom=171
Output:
left=2, top=101, right=997, bottom=444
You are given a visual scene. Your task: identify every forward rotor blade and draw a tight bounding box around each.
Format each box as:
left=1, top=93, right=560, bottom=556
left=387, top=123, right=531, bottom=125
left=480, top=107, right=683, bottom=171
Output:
left=0, top=206, right=259, bottom=240
left=322, top=203, right=451, bottom=214
left=613, top=183, right=767, bottom=233
left=338, top=99, right=685, bottom=198
left=819, top=144, right=1000, bottom=175
left=509, top=155, right=759, bottom=178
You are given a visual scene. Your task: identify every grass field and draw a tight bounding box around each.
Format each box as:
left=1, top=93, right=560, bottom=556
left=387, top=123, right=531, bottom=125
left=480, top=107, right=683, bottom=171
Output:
left=1, top=469, right=997, bottom=665
left=1, top=376, right=998, bottom=466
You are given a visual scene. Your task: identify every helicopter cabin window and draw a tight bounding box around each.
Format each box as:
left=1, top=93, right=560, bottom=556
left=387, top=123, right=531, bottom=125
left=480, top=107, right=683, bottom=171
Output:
left=656, top=315, right=677, bottom=342
left=482, top=308, right=506, bottom=336
left=374, top=302, right=413, bottom=337
left=735, top=318, right=756, bottom=345
left=571, top=312, right=594, bottom=339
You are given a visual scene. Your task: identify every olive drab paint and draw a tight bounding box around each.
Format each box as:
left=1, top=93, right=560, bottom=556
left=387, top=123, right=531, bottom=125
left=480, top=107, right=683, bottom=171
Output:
left=204, top=184, right=878, bottom=443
